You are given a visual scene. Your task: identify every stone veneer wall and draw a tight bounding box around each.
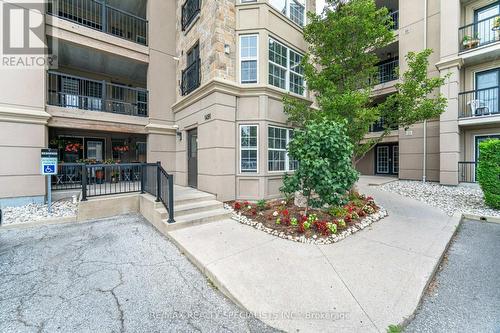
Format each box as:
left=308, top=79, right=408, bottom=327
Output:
left=176, top=0, right=236, bottom=96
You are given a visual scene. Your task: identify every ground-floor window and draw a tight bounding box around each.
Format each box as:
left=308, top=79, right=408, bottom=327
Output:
left=268, top=126, right=297, bottom=172
left=240, top=125, right=258, bottom=173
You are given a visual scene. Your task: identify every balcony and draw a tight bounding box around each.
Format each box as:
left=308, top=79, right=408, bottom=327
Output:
left=459, top=14, right=500, bottom=52
left=375, top=59, right=399, bottom=84
left=181, top=59, right=201, bottom=96
left=181, top=0, right=201, bottom=31
left=389, top=10, right=399, bottom=30
left=47, top=0, right=148, bottom=46
left=458, top=86, right=499, bottom=119
left=48, top=71, right=148, bottom=117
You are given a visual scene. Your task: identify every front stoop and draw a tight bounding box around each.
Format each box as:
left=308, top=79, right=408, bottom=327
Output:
left=141, top=186, right=231, bottom=233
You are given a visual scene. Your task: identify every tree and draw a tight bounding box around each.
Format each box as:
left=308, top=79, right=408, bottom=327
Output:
left=284, top=0, right=447, bottom=163
left=281, top=118, right=358, bottom=214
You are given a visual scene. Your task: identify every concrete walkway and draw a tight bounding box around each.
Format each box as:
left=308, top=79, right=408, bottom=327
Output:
left=167, top=177, right=461, bottom=332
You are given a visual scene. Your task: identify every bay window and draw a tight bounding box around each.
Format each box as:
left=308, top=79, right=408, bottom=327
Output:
left=240, top=35, right=258, bottom=84
left=268, top=126, right=297, bottom=172
left=268, top=38, right=305, bottom=95
left=240, top=125, right=258, bottom=173
left=269, top=0, right=306, bottom=27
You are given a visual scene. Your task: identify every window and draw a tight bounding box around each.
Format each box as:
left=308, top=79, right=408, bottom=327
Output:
left=240, top=125, right=258, bottom=172
left=269, top=0, right=306, bottom=27
left=268, top=38, right=305, bottom=95
left=268, top=126, right=297, bottom=172
left=181, top=43, right=201, bottom=96
left=240, top=35, right=258, bottom=84
left=182, top=0, right=201, bottom=31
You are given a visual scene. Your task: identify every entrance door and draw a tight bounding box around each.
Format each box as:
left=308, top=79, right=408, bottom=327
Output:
left=375, top=144, right=399, bottom=175
left=187, top=128, right=198, bottom=188
left=85, top=139, right=104, bottom=162
left=476, top=69, right=499, bottom=115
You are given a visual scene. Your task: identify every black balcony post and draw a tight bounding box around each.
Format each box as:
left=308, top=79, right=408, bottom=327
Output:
left=167, top=174, right=175, bottom=223
left=140, top=163, right=145, bottom=194
left=102, top=0, right=107, bottom=33
left=155, top=161, right=161, bottom=202
left=81, top=165, right=88, bottom=201
left=101, top=81, right=107, bottom=112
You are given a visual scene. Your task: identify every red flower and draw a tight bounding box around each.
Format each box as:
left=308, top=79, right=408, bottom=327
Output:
left=234, top=202, right=242, bottom=211
left=313, top=221, right=330, bottom=236
left=251, top=209, right=257, bottom=216
left=282, top=209, right=289, bottom=216
left=243, top=201, right=250, bottom=207
left=300, top=215, right=308, bottom=223
left=345, top=214, right=352, bottom=223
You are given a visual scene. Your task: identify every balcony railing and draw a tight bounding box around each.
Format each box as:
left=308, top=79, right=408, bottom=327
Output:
left=375, top=59, right=399, bottom=84
left=48, top=71, right=148, bottom=117
left=458, top=161, right=477, bottom=183
left=181, top=0, right=201, bottom=31
left=181, top=59, right=201, bottom=96
left=458, top=86, right=499, bottom=119
left=389, top=10, right=399, bottom=30
left=459, top=14, right=500, bottom=51
left=48, top=0, right=148, bottom=46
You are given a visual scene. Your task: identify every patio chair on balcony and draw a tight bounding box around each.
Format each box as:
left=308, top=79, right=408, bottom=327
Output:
left=468, top=100, right=490, bottom=116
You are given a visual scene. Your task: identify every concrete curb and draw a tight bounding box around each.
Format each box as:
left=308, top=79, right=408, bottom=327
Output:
left=0, top=215, right=77, bottom=230
left=462, top=213, right=500, bottom=224
left=400, top=212, right=463, bottom=328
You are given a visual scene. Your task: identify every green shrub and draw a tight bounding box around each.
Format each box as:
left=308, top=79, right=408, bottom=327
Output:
left=281, top=118, right=359, bottom=213
left=477, top=139, right=500, bottom=209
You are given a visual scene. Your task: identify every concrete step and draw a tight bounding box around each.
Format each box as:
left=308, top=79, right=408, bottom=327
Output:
left=174, top=200, right=223, bottom=217
left=167, top=208, right=231, bottom=231
left=174, top=192, right=216, bottom=206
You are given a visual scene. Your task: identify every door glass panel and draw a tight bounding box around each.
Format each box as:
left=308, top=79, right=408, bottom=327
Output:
left=377, top=146, right=389, bottom=174
left=475, top=4, right=499, bottom=45
left=392, top=146, right=399, bottom=174
left=476, top=70, right=499, bottom=114
left=87, top=141, right=103, bottom=161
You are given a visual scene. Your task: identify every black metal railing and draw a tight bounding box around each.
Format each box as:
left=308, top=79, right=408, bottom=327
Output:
left=369, top=117, right=398, bottom=132
left=181, top=59, right=201, bottom=96
left=375, top=59, right=399, bottom=84
left=48, top=0, right=148, bottom=45
left=459, top=14, right=500, bottom=51
left=458, top=86, right=499, bottom=118
left=389, top=10, right=399, bottom=30
left=52, top=163, right=84, bottom=190
left=48, top=71, right=148, bottom=117
left=458, top=161, right=477, bottom=183
left=182, top=0, right=201, bottom=31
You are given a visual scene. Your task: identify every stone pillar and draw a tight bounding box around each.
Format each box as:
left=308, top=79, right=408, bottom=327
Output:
left=438, top=0, right=461, bottom=185
left=146, top=0, right=177, bottom=173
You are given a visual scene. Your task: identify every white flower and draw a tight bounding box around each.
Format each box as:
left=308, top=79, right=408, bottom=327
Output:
left=281, top=200, right=286, bottom=205
left=272, top=211, right=279, bottom=217
left=247, top=205, right=252, bottom=210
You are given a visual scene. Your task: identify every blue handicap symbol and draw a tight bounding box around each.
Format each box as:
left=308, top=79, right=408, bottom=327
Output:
left=44, top=165, right=55, bottom=173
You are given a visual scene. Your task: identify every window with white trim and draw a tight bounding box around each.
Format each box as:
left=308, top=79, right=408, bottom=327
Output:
left=269, top=0, right=306, bottom=26
left=268, top=38, right=305, bottom=95
left=240, top=35, right=258, bottom=84
left=240, top=125, right=258, bottom=172
left=268, top=126, right=297, bottom=172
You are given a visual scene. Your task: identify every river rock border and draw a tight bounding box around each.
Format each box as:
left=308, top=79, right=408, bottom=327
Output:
left=223, top=204, right=388, bottom=245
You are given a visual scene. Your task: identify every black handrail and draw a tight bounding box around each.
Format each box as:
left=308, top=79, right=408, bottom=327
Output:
left=181, top=59, right=201, bottom=96
left=71, top=162, right=174, bottom=222
left=458, top=161, right=477, bottom=183
left=458, top=13, right=500, bottom=51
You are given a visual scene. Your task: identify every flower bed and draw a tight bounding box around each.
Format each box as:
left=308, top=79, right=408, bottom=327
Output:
left=225, top=192, right=387, bottom=245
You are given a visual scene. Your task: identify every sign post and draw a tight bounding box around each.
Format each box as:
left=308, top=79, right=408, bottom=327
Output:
left=41, top=149, right=58, bottom=214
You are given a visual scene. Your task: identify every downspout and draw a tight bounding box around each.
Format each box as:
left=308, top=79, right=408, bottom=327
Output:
left=422, top=0, right=428, bottom=183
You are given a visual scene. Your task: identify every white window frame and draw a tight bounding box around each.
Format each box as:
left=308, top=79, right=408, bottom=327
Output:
left=268, top=38, right=305, bottom=96
left=269, top=0, right=306, bottom=27
left=239, top=34, right=259, bottom=84
left=240, top=124, right=259, bottom=173
left=268, top=125, right=297, bottom=172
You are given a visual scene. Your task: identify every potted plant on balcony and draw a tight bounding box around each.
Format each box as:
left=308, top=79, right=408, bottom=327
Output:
left=462, top=34, right=480, bottom=49
left=492, top=17, right=500, bottom=39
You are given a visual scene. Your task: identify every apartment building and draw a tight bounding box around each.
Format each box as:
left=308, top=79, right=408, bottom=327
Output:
left=357, top=0, right=500, bottom=186
left=0, top=0, right=315, bottom=206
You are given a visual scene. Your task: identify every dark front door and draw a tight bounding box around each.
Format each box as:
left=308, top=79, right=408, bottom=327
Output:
left=187, top=128, right=198, bottom=188
left=375, top=144, right=399, bottom=175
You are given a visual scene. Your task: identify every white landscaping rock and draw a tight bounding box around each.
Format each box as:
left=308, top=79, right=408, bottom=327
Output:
left=223, top=203, right=388, bottom=245
left=1, top=200, right=78, bottom=226
left=380, top=180, right=500, bottom=218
